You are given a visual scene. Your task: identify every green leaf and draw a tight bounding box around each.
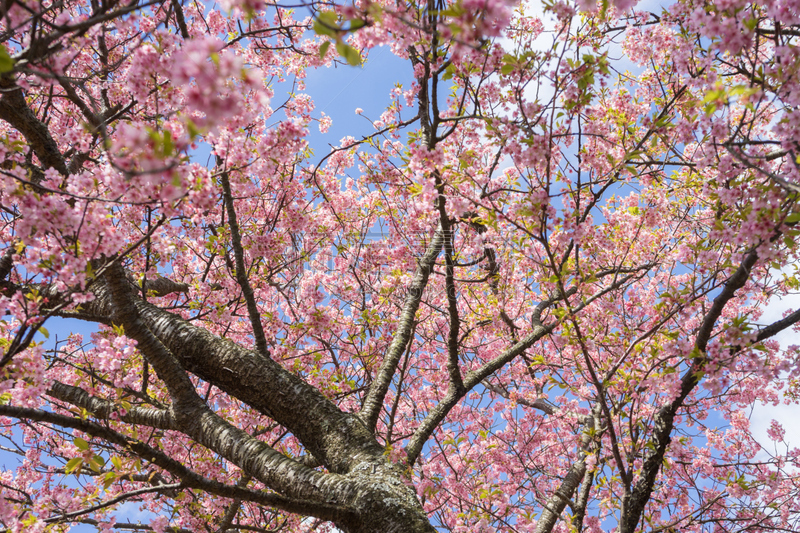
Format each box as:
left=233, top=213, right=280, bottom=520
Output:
left=348, top=18, right=366, bottom=31
left=89, top=455, right=106, bottom=473
left=318, top=40, right=331, bottom=59
left=317, top=11, right=338, bottom=26
left=336, top=42, right=361, bottom=66
left=313, top=11, right=339, bottom=37
left=186, top=119, right=201, bottom=141
left=703, top=89, right=723, bottom=103
left=442, top=63, right=455, bottom=81
left=0, top=45, right=14, bottom=74
left=162, top=129, right=174, bottom=157
left=500, top=63, right=515, bottom=75
left=65, top=457, right=84, bottom=474
left=74, top=437, right=89, bottom=451
left=439, top=6, right=465, bottom=17
left=786, top=212, right=800, bottom=224
left=38, top=326, right=49, bottom=339
left=743, top=17, right=758, bottom=31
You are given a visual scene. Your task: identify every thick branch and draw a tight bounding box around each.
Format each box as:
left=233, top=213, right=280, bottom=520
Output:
left=534, top=406, right=600, bottom=533
left=572, top=467, right=596, bottom=531
left=103, top=261, right=347, bottom=505
left=139, top=276, right=189, bottom=298
left=620, top=248, right=780, bottom=533
left=77, top=273, right=384, bottom=476
left=437, top=197, right=464, bottom=392
left=47, top=380, right=177, bottom=430
left=360, top=224, right=444, bottom=431
left=39, top=484, right=184, bottom=526
left=0, top=78, right=69, bottom=177
left=534, top=461, right=586, bottom=533
left=0, top=404, right=356, bottom=523
left=756, top=306, right=800, bottom=341
left=0, top=246, right=13, bottom=282
left=171, top=0, right=190, bottom=39
left=695, top=250, right=759, bottom=352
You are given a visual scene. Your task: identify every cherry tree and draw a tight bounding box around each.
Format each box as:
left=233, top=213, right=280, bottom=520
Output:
left=1, top=0, right=800, bottom=531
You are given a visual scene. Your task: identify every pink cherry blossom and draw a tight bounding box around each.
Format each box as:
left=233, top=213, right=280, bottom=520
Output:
left=0, top=1, right=799, bottom=532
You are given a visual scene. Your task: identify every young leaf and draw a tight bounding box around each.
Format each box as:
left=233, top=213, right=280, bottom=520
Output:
left=0, top=45, right=14, bottom=74
left=65, top=457, right=84, bottom=474
left=313, top=11, right=339, bottom=37
left=319, top=40, right=331, bottom=59
left=336, top=42, right=362, bottom=66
